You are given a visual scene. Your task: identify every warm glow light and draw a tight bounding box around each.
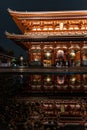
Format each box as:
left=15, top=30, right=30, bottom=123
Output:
left=76, top=104, right=80, bottom=108
left=55, top=27, right=59, bottom=30
left=81, top=27, right=85, bottom=30
left=56, top=46, right=60, bottom=49
left=33, top=22, right=40, bottom=25
left=48, top=27, right=53, bottom=30
left=37, top=46, right=41, bottom=49
left=60, top=23, right=63, bottom=30
left=70, top=77, right=76, bottom=83
left=82, top=45, right=87, bottom=49
left=20, top=56, right=24, bottom=61
left=33, top=28, right=37, bottom=31
left=37, top=28, right=41, bottom=31
left=31, top=47, right=35, bottom=50
left=63, top=27, right=67, bottom=30
left=69, top=27, right=73, bottom=30
left=74, top=27, right=79, bottom=30
left=46, top=52, right=51, bottom=57
left=46, top=77, right=51, bottom=82
left=70, top=52, right=76, bottom=58
left=43, top=27, right=48, bottom=30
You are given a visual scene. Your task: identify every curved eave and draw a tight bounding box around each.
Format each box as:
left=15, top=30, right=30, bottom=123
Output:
left=5, top=31, right=87, bottom=42
left=5, top=32, right=28, bottom=50
left=8, top=8, right=87, bottom=17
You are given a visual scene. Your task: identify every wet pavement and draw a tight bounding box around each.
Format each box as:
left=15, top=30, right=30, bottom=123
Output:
left=0, top=66, right=87, bottom=74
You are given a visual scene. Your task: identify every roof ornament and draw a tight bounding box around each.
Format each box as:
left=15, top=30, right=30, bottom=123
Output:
left=5, top=31, right=17, bottom=37
left=5, top=31, right=10, bottom=35
left=7, top=8, right=17, bottom=13
left=7, top=8, right=13, bottom=13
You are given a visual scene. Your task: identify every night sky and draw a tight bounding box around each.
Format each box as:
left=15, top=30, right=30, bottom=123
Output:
left=0, top=0, right=87, bottom=58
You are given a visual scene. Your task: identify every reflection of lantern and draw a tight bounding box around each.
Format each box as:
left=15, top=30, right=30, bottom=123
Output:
left=70, top=76, right=76, bottom=84
left=46, top=76, right=51, bottom=82
left=70, top=104, right=75, bottom=109
left=76, top=104, right=80, bottom=109
left=57, top=76, right=64, bottom=84
left=70, top=76, right=76, bottom=88
left=32, top=75, right=41, bottom=83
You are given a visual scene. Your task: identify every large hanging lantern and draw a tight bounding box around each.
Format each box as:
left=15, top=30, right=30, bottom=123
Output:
left=45, top=52, right=51, bottom=59
left=69, top=50, right=76, bottom=59
left=57, top=50, right=64, bottom=58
